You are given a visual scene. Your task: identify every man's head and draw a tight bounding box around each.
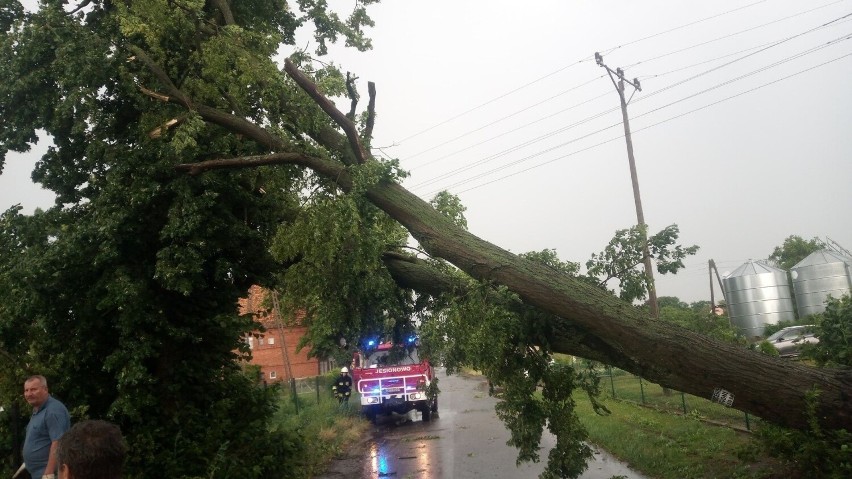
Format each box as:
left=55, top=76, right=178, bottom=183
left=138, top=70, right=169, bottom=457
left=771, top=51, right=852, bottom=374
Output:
left=56, top=420, right=127, bottom=479
left=23, top=375, right=50, bottom=408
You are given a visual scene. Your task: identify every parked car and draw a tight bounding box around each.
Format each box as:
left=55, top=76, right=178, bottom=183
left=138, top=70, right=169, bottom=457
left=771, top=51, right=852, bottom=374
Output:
left=765, top=325, right=819, bottom=358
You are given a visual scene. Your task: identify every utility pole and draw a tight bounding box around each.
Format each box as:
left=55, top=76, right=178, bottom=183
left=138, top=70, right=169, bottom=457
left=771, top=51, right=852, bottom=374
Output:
left=708, top=259, right=730, bottom=327
left=595, top=52, right=659, bottom=320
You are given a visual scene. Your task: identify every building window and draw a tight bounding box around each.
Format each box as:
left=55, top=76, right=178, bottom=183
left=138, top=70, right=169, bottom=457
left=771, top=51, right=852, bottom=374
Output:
left=269, top=371, right=277, bottom=379
left=268, top=337, right=275, bottom=345
left=247, top=337, right=254, bottom=350
left=258, top=337, right=265, bottom=345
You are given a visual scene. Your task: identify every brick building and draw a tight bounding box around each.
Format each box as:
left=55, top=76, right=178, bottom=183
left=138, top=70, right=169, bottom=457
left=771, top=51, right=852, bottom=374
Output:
left=238, top=285, right=333, bottom=382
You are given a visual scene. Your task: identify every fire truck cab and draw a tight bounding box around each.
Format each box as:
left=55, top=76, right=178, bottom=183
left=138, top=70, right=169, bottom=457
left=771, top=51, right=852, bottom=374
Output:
left=351, top=339, right=438, bottom=422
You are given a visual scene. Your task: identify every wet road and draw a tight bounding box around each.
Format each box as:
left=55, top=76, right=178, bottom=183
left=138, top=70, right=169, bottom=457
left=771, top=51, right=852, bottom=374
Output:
left=317, top=369, right=648, bottom=479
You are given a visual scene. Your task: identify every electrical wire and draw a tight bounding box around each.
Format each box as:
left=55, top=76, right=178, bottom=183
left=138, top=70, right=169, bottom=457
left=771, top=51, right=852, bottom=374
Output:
left=631, top=12, right=852, bottom=104
left=396, top=62, right=584, bottom=144
left=411, top=20, right=852, bottom=192
left=632, top=33, right=852, bottom=123
left=598, top=0, right=772, bottom=56
left=406, top=75, right=606, bottom=165
left=434, top=51, right=852, bottom=196
left=638, top=16, right=852, bottom=81
left=622, top=0, right=849, bottom=70
left=403, top=8, right=852, bottom=180
left=410, top=98, right=619, bottom=188
left=394, top=0, right=793, bottom=146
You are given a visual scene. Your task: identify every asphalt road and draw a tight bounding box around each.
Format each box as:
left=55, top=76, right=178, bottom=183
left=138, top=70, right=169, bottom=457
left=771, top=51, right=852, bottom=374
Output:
left=316, top=368, right=648, bottom=479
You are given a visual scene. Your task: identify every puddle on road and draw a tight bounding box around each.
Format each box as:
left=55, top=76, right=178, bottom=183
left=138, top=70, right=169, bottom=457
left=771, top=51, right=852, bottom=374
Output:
left=363, top=415, right=442, bottom=478
left=366, top=438, right=436, bottom=478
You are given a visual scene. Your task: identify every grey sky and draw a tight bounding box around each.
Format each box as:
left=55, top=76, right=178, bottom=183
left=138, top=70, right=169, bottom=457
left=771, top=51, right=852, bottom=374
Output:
left=3, top=0, right=851, bottom=304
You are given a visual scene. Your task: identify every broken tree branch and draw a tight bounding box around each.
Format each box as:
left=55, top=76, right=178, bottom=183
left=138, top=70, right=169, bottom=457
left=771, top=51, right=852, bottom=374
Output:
left=284, top=58, right=370, bottom=165
left=174, top=152, right=350, bottom=189
left=128, top=45, right=191, bottom=106
left=345, top=72, right=359, bottom=120
left=211, top=0, right=235, bottom=26
left=365, top=81, right=376, bottom=142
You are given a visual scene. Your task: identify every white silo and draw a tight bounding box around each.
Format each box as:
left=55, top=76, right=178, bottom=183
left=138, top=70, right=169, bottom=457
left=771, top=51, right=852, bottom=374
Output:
left=722, top=260, right=796, bottom=338
left=791, top=250, right=852, bottom=318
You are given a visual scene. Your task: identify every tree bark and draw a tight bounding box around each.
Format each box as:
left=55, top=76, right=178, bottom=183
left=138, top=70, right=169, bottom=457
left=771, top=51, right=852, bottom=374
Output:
left=372, top=183, right=851, bottom=431
left=173, top=60, right=852, bottom=432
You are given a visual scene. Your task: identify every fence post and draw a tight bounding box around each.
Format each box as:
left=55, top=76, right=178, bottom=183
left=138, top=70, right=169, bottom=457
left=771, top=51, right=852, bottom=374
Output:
left=681, top=392, right=687, bottom=415
left=639, top=377, right=646, bottom=404
left=744, top=412, right=751, bottom=431
left=316, top=375, right=321, bottom=404
left=607, top=366, right=616, bottom=399
left=290, top=377, right=300, bottom=413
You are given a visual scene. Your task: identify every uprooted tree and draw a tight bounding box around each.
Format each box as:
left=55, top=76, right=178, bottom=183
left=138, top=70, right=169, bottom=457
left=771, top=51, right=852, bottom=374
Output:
left=1, top=2, right=850, bottom=478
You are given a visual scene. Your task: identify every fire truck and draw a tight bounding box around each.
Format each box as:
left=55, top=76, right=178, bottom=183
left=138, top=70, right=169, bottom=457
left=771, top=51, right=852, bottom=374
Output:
left=351, top=338, right=438, bottom=422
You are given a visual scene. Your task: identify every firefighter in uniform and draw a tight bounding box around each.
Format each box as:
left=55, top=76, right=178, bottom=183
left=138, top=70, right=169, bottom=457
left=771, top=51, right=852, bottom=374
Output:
left=332, top=367, right=352, bottom=406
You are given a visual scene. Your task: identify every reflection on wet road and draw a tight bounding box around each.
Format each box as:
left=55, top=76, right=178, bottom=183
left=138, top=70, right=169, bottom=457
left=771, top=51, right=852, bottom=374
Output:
left=317, top=368, right=647, bottom=479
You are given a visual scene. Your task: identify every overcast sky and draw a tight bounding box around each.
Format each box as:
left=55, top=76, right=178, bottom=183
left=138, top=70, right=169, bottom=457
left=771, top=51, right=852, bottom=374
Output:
left=3, top=0, right=851, bottom=304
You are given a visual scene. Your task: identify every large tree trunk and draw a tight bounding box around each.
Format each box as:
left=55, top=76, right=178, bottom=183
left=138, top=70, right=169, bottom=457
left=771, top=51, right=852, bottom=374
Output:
left=173, top=60, right=852, bottom=432
left=371, top=182, right=851, bottom=431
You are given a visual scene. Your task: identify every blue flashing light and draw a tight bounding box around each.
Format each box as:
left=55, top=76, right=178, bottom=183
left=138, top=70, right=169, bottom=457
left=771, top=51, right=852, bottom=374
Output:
left=407, top=336, right=416, bottom=343
left=367, top=339, right=376, bottom=347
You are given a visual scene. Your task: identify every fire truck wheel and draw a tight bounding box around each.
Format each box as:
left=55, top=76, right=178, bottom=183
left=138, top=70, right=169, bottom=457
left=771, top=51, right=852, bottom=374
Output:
left=421, top=403, right=432, bottom=422
left=363, top=407, right=377, bottom=424
left=430, top=397, right=438, bottom=413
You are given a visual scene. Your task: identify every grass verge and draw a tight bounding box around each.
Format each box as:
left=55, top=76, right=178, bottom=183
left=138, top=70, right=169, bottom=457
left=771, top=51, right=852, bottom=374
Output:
left=574, top=392, right=782, bottom=479
left=272, top=377, right=369, bottom=479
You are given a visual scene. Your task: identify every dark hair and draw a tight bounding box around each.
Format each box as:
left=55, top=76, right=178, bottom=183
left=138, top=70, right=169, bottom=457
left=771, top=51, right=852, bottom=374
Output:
left=56, top=420, right=127, bottom=479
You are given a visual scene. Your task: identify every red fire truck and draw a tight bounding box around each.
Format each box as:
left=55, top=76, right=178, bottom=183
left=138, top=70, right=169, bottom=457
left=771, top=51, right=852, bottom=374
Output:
left=351, top=338, right=438, bottom=422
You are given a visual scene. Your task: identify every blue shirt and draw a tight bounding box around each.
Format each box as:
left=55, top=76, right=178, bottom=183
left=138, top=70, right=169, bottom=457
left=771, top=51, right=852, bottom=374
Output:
left=24, top=395, right=70, bottom=478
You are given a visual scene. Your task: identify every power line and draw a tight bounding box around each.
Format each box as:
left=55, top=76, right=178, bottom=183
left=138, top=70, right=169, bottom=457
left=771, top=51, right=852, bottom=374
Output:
left=406, top=75, right=606, bottom=165
left=631, top=32, right=852, bottom=121
left=630, top=12, right=852, bottom=103
left=396, top=62, right=584, bottom=144
left=436, top=51, right=852, bottom=196
left=638, top=14, right=852, bottom=80
left=623, top=0, right=849, bottom=70
left=411, top=99, right=619, bottom=189
left=402, top=7, right=850, bottom=179
left=394, top=0, right=791, bottom=146
left=414, top=24, right=851, bottom=192
left=598, top=0, right=772, bottom=56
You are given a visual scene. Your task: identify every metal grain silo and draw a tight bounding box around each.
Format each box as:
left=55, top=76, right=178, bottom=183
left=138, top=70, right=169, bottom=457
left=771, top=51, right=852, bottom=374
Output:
left=722, top=260, right=796, bottom=338
left=791, top=250, right=852, bottom=318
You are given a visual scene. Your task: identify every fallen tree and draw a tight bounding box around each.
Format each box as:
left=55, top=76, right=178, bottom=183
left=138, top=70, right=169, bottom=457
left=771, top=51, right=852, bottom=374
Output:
left=170, top=59, right=852, bottom=432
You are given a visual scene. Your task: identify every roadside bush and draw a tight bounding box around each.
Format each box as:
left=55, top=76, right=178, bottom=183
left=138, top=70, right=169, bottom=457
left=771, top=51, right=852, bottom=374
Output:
left=753, top=340, right=780, bottom=356
left=756, top=389, right=852, bottom=478
left=757, top=296, right=852, bottom=478
left=810, top=294, right=852, bottom=367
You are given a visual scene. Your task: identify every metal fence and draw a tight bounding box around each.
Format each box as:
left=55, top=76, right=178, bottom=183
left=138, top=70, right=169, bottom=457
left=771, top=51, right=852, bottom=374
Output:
left=280, top=374, right=338, bottom=413
left=599, top=367, right=757, bottom=431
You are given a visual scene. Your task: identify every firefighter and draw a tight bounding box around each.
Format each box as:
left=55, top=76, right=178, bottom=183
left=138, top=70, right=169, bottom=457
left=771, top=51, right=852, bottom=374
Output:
left=332, top=367, right=352, bottom=406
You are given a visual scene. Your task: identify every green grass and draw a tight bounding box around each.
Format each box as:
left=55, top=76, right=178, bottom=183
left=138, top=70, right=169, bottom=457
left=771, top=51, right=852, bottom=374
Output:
left=600, top=370, right=759, bottom=430
left=272, top=375, right=370, bottom=479
left=574, top=392, right=781, bottom=479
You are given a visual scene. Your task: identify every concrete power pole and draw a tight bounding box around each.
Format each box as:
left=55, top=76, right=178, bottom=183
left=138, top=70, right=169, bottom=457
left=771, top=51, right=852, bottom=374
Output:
left=595, top=52, right=659, bottom=320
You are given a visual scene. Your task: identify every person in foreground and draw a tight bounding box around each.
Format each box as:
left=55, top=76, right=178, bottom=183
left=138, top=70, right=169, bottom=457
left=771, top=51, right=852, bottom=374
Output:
left=23, top=375, right=71, bottom=479
left=56, top=420, right=127, bottom=479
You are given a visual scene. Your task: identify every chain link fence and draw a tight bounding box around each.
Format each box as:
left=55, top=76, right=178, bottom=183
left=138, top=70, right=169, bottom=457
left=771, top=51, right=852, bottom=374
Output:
left=280, top=374, right=340, bottom=413
left=599, top=367, right=757, bottom=431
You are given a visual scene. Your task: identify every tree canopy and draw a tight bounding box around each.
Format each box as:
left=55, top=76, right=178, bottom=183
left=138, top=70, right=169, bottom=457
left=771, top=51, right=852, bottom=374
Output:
left=767, top=235, right=824, bottom=270
left=0, top=1, right=377, bottom=478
